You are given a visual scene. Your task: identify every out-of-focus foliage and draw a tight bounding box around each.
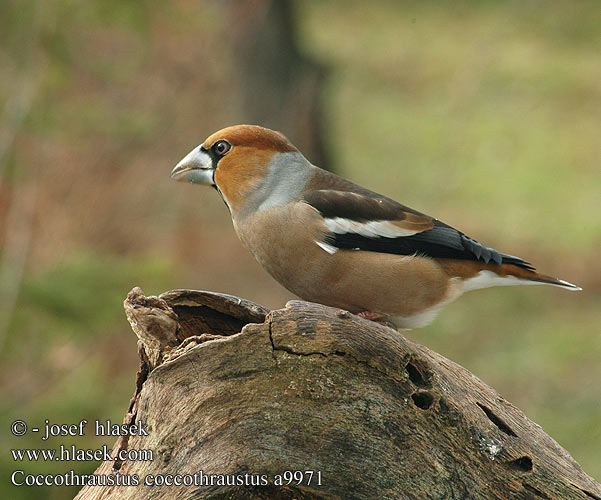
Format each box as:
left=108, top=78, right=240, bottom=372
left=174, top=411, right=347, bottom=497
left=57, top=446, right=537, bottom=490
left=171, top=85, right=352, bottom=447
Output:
left=0, top=1, right=599, bottom=498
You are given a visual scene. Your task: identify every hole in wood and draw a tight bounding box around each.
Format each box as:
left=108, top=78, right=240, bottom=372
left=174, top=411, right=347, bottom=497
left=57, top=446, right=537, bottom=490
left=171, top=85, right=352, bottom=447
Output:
left=405, top=359, right=432, bottom=388
left=411, top=391, right=434, bottom=410
left=477, top=402, right=518, bottom=437
left=172, top=305, right=247, bottom=339
left=507, top=456, right=533, bottom=472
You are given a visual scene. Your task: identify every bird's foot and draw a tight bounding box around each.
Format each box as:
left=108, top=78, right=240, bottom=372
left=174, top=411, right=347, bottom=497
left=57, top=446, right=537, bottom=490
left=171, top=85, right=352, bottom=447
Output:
left=357, top=311, right=397, bottom=330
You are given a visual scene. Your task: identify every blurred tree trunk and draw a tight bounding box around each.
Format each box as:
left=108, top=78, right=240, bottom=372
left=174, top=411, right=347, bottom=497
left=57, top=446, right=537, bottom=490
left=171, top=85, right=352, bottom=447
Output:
left=230, top=0, right=332, bottom=170
left=73, top=288, right=601, bottom=500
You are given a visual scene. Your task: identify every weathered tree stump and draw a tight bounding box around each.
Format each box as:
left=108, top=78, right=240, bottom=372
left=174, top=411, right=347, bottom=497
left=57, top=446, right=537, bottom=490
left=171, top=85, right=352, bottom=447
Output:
left=74, top=288, right=601, bottom=500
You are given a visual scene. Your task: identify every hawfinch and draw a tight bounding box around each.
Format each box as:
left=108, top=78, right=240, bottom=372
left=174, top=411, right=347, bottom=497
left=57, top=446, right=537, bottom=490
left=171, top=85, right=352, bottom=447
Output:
left=171, top=125, right=580, bottom=329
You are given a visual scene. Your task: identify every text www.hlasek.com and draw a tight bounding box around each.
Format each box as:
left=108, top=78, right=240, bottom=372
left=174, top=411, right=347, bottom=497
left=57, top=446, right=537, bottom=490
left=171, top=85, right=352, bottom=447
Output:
left=11, top=445, right=153, bottom=462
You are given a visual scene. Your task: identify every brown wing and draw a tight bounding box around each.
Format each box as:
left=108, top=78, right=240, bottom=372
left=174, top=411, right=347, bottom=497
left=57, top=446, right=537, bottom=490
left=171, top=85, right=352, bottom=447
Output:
left=304, top=189, right=533, bottom=269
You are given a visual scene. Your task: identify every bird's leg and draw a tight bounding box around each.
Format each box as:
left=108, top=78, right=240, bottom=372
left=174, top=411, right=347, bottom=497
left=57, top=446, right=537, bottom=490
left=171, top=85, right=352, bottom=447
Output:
left=357, top=311, right=398, bottom=330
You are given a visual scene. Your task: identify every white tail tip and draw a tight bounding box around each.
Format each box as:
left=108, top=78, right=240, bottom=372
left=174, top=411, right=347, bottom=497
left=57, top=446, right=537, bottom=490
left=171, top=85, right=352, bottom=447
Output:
left=555, top=279, right=582, bottom=291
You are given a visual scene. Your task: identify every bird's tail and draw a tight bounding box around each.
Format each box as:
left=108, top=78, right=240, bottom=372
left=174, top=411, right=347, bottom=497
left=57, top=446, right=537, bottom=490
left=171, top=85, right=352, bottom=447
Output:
left=513, top=267, right=582, bottom=291
left=461, top=263, right=582, bottom=292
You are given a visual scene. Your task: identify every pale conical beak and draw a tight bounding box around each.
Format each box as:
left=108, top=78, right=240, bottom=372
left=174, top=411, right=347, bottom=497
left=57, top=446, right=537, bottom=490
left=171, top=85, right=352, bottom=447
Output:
left=170, top=146, right=215, bottom=185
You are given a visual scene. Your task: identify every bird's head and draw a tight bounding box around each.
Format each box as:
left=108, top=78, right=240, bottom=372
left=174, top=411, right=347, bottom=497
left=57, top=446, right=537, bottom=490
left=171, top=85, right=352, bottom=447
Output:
left=171, top=125, right=308, bottom=215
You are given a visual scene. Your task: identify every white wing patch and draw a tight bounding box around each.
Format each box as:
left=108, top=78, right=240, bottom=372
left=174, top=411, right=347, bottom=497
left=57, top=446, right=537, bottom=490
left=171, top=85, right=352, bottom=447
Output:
left=315, top=240, right=338, bottom=255
left=324, top=217, right=419, bottom=238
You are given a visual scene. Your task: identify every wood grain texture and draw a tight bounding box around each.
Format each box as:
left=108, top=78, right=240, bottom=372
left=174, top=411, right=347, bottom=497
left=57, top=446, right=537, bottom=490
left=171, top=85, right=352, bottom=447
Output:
left=75, top=289, right=601, bottom=500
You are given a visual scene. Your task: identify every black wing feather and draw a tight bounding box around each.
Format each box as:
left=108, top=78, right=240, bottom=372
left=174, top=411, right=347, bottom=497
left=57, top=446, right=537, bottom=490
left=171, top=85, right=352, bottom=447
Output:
left=324, top=221, right=534, bottom=271
left=304, top=189, right=534, bottom=270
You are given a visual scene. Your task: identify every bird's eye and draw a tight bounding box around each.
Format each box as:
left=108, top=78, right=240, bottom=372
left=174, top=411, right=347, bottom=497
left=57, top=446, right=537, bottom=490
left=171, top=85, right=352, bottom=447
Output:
left=213, top=140, right=231, bottom=156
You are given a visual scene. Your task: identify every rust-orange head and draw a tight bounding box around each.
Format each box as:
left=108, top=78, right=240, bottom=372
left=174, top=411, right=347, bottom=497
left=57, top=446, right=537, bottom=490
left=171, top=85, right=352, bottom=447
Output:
left=171, top=125, right=310, bottom=216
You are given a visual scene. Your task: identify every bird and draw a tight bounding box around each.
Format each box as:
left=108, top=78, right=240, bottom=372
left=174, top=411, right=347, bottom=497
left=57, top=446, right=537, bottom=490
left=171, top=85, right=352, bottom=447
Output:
left=170, top=124, right=581, bottom=329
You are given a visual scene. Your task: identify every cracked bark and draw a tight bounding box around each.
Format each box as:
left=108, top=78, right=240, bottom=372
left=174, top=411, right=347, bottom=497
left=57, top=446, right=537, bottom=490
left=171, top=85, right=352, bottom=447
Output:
left=74, top=288, right=601, bottom=500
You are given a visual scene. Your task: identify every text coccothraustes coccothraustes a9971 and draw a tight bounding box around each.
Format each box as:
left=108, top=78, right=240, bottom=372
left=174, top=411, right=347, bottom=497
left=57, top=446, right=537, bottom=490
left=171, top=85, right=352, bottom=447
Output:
left=171, top=125, right=580, bottom=329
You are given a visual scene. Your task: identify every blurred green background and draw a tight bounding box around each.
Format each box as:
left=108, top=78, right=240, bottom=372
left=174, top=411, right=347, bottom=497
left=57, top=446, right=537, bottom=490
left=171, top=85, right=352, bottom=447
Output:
left=1, top=1, right=599, bottom=498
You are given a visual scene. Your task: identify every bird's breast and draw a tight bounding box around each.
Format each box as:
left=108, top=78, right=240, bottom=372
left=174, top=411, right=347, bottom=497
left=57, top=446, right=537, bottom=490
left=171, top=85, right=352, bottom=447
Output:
left=233, top=203, right=330, bottom=292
